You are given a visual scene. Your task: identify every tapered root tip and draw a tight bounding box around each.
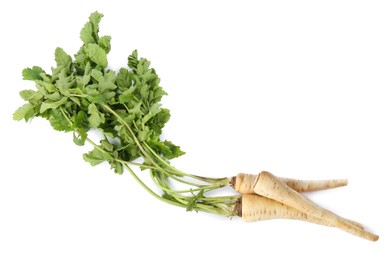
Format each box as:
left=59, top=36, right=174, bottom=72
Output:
left=355, top=228, right=380, bottom=242
left=366, top=233, right=380, bottom=242
left=338, top=179, right=348, bottom=187
left=355, top=230, right=379, bottom=242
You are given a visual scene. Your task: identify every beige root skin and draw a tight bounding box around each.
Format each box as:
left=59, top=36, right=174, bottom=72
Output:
left=252, top=171, right=379, bottom=241
left=241, top=194, right=329, bottom=224
left=240, top=194, right=364, bottom=229
left=278, top=177, right=348, bottom=192
left=230, top=173, right=258, bottom=194
left=242, top=194, right=337, bottom=226
left=231, top=173, right=348, bottom=194
left=231, top=173, right=363, bottom=229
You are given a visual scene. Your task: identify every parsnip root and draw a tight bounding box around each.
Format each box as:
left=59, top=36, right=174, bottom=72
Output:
left=278, top=177, right=348, bottom=193
left=231, top=173, right=348, bottom=194
left=240, top=194, right=365, bottom=229
left=242, top=194, right=335, bottom=225
left=252, top=171, right=379, bottom=241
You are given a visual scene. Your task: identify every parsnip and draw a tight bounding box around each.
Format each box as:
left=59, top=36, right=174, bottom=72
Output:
left=231, top=173, right=348, bottom=194
left=240, top=194, right=365, bottom=229
left=252, top=171, right=379, bottom=241
left=242, top=194, right=336, bottom=226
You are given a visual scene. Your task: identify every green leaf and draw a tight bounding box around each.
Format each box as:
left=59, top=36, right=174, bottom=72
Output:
left=186, top=189, right=205, bottom=212
left=110, top=160, right=123, bottom=174
left=142, top=103, right=161, bottom=125
left=139, top=83, right=148, bottom=98
left=83, top=147, right=109, bottom=166
left=90, top=69, right=104, bottom=81
left=39, top=81, right=56, bottom=93
left=128, top=50, right=138, bottom=70
left=148, top=108, right=170, bottom=135
left=19, top=90, right=36, bottom=101
left=102, top=91, right=116, bottom=101
left=118, top=87, right=136, bottom=104
left=80, top=11, right=103, bottom=45
left=149, top=86, right=166, bottom=103
left=84, top=86, right=105, bottom=103
left=13, top=103, right=34, bottom=121
left=91, top=69, right=117, bottom=93
left=40, top=72, right=52, bottom=83
left=100, top=139, right=114, bottom=152
left=87, top=103, right=105, bottom=128
left=135, top=58, right=151, bottom=77
left=163, top=140, right=185, bottom=159
left=77, top=74, right=91, bottom=88
left=147, top=136, right=170, bottom=155
left=142, top=69, right=157, bottom=84
left=56, top=69, right=75, bottom=97
left=127, top=146, right=140, bottom=161
left=74, top=50, right=88, bottom=70
left=55, top=47, right=72, bottom=68
left=80, top=22, right=94, bottom=44
left=120, top=102, right=142, bottom=125
left=87, top=94, right=105, bottom=104
left=22, top=66, right=45, bottom=80
left=99, top=35, right=111, bottom=53
left=70, top=96, right=81, bottom=106
left=72, top=111, right=88, bottom=145
left=47, top=91, right=61, bottom=101
left=116, top=68, right=133, bottom=91
left=89, top=11, right=103, bottom=33
left=74, top=111, right=89, bottom=129
left=84, top=43, right=108, bottom=68
left=101, top=71, right=117, bottom=90
left=49, top=109, right=72, bottom=132
left=73, top=129, right=87, bottom=146
left=148, top=136, right=185, bottom=160
left=138, top=126, right=150, bottom=142
left=76, top=62, right=92, bottom=88
left=137, top=62, right=145, bottom=75
left=83, top=139, right=113, bottom=166
left=40, top=97, right=68, bottom=113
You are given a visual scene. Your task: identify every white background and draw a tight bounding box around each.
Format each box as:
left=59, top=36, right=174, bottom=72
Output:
left=1, top=0, right=389, bottom=259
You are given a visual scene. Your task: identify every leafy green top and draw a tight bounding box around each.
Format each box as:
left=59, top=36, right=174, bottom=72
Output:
left=14, top=12, right=238, bottom=217
left=14, top=12, right=184, bottom=174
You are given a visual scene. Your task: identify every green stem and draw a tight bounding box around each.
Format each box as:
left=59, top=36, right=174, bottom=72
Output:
left=60, top=106, right=73, bottom=126
left=115, top=158, right=158, bottom=169
left=151, top=176, right=217, bottom=194
left=143, top=142, right=187, bottom=177
left=143, top=142, right=229, bottom=184
left=63, top=104, right=236, bottom=217
left=100, top=104, right=170, bottom=174
left=102, top=103, right=230, bottom=185
left=100, top=104, right=148, bottom=157
left=116, top=158, right=205, bottom=187
left=122, top=164, right=185, bottom=208
left=86, top=138, right=106, bottom=154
